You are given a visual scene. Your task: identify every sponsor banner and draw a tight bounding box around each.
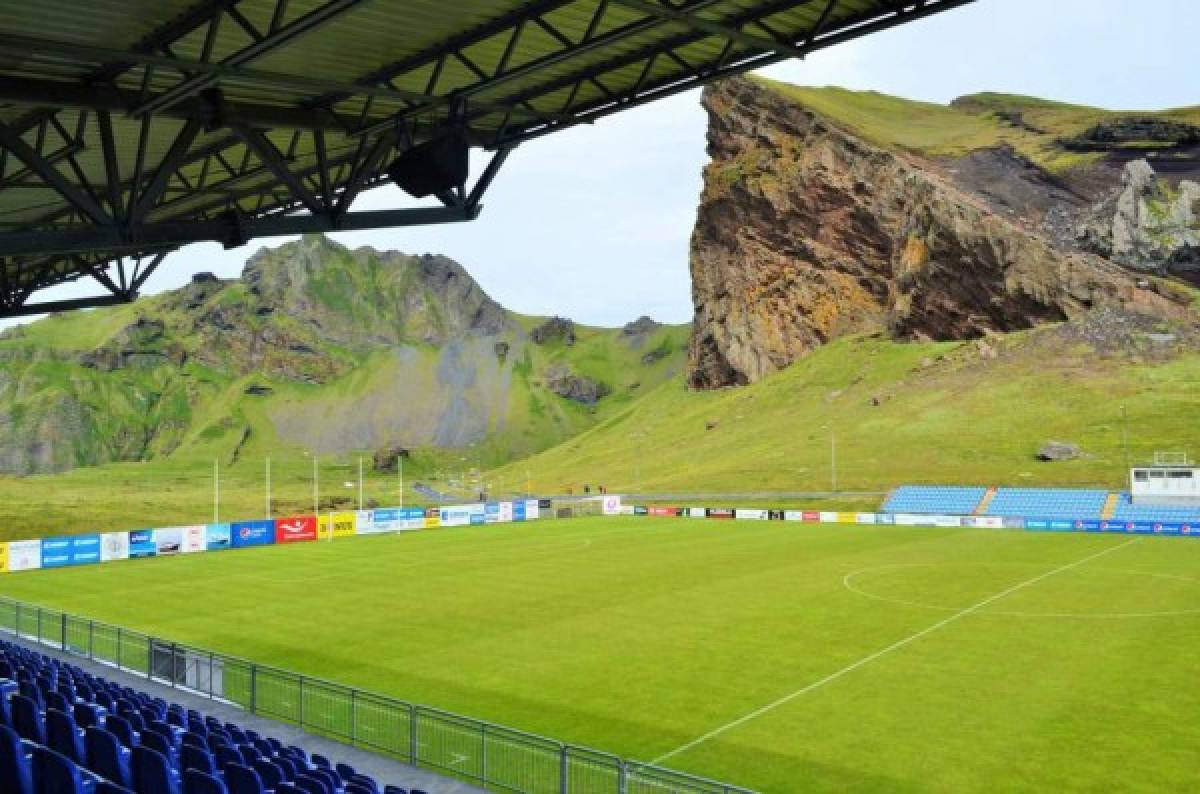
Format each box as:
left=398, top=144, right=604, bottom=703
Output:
left=819, top=512, right=839, bottom=523
left=155, top=527, right=184, bottom=555
left=836, top=512, right=858, bottom=524
left=101, top=532, right=130, bottom=562
left=876, top=513, right=895, bottom=525
left=735, top=509, right=769, bottom=521
left=619, top=505, right=636, bottom=515
left=974, top=517, right=1004, bottom=529
left=1182, top=524, right=1195, bottom=536
left=181, top=526, right=207, bottom=553
left=128, top=530, right=156, bottom=558
left=1048, top=519, right=1075, bottom=532
left=933, top=515, right=963, bottom=528
left=894, top=514, right=928, bottom=526
left=275, top=515, right=317, bottom=544
left=688, top=507, right=707, bottom=518
left=1024, top=519, right=1051, bottom=530
left=1001, top=517, right=1025, bottom=529
left=499, top=502, right=514, bottom=523
left=1129, top=521, right=1157, bottom=535
left=41, top=537, right=73, bottom=569
left=439, top=504, right=484, bottom=528
left=71, top=534, right=101, bottom=565
left=525, top=500, right=540, bottom=521
left=537, top=498, right=552, bottom=509
left=784, top=510, right=804, bottom=522
left=205, top=524, right=232, bottom=551
left=0, top=542, right=7, bottom=573
left=602, top=496, right=623, bottom=516
left=856, top=513, right=878, bottom=525
left=768, top=510, right=785, bottom=521
left=424, top=514, right=442, bottom=529
left=470, top=511, right=486, bottom=525
left=1155, top=523, right=1183, bottom=536
left=513, top=501, right=526, bottom=522
left=1075, top=520, right=1102, bottom=533
left=705, top=508, right=735, bottom=520
left=649, top=507, right=677, bottom=517
left=231, top=520, right=274, bottom=548
left=960, top=517, right=979, bottom=528
left=802, top=511, right=820, bottom=523
left=633, top=506, right=649, bottom=516
left=8, top=540, right=41, bottom=572
left=361, top=508, right=425, bottom=533
left=318, top=512, right=357, bottom=539
left=485, top=503, right=501, bottom=524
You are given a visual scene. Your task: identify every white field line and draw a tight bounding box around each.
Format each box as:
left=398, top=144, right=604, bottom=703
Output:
left=651, top=538, right=1138, bottom=765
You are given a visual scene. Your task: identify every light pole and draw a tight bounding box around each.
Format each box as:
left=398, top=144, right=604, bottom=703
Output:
left=213, top=458, right=220, bottom=524
left=831, top=424, right=838, bottom=493
left=358, top=456, right=364, bottom=511
left=265, top=457, right=272, bottom=519
left=1121, top=404, right=1131, bottom=473
left=312, top=453, right=319, bottom=515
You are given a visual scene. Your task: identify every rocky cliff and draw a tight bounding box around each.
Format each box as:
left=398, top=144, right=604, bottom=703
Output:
left=688, top=77, right=1198, bottom=389
left=0, top=235, right=688, bottom=474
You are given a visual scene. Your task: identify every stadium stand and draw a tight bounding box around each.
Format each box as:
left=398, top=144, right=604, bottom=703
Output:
left=882, top=486, right=989, bottom=515
left=1110, top=493, right=1200, bottom=523
left=0, top=640, right=424, bottom=794
left=982, top=488, right=1110, bottom=519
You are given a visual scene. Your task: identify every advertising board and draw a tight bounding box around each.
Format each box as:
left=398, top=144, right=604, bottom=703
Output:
left=274, top=515, right=317, bottom=544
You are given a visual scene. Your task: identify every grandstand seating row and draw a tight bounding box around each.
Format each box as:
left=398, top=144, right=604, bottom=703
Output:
left=883, top=486, right=1200, bottom=523
left=0, top=640, right=422, bottom=794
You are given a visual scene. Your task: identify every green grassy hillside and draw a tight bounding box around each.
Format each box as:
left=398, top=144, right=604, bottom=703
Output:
left=494, top=319, right=1200, bottom=497
left=756, top=77, right=1200, bottom=173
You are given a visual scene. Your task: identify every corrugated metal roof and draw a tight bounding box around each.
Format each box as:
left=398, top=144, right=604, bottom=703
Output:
left=0, top=0, right=976, bottom=314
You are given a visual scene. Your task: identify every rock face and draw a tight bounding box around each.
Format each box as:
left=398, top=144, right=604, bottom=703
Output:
left=543, top=365, right=611, bottom=405
left=531, top=316, right=576, bottom=346
left=1079, top=159, right=1200, bottom=279
left=687, top=77, right=1191, bottom=389
left=1037, top=441, right=1081, bottom=462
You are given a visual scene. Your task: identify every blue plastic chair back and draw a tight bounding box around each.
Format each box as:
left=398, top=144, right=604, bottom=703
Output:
left=183, top=768, right=229, bottom=794
left=36, top=745, right=86, bottom=794
left=294, top=776, right=330, bottom=794
left=86, top=726, right=131, bottom=787
left=140, top=729, right=176, bottom=765
left=97, top=782, right=135, bottom=794
left=47, top=707, right=86, bottom=763
left=0, top=724, right=33, bottom=794
left=224, top=762, right=265, bottom=794
left=181, top=743, right=217, bottom=776
left=132, top=745, right=179, bottom=794
left=336, top=762, right=356, bottom=782
left=11, top=694, right=45, bottom=744
left=105, top=714, right=137, bottom=749
left=251, top=759, right=284, bottom=790
left=74, top=703, right=101, bottom=731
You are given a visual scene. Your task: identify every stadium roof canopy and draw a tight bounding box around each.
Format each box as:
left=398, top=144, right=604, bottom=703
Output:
left=0, top=0, right=974, bottom=317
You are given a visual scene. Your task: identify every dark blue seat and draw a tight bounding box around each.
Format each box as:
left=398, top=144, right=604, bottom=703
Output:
left=274, top=785, right=303, bottom=794
left=74, top=703, right=102, bottom=730
left=224, top=762, right=265, bottom=794
left=105, top=714, right=138, bottom=749
left=86, top=727, right=132, bottom=787
left=96, top=783, right=135, bottom=794
left=183, top=768, right=228, bottom=794
left=11, top=694, right=45, bottom=744
left=44, top=690, right=72, bottom=714
left=0, top=691, right=12, bottom=728
left=310, top=767, right=339, bottom=794
left=349, top=774, right=379, bottom=794
left=346, top=785, right=374, bottom=794
left=181, top=743, right=218, bottom=777
left=336, top=762, right=355, bottom=782
left=140, top=730, right=176, bottom=766
left=310, top=753, right=331, bottom=770
left=237, top=744, right=261, bottom=764
left=35, top=744, right=93, bottom=794
left=47, top=708, right=86, bottom=764
left=274, top=754, right=299, bottom=781
left=132, top=745, right=179, bottom=794
left=294, top=776, right=329, bottom=794
left=147, top=720, right=178, bottom=749
left=251, top=758, right=284, bottom=791
left=214, top=745, right=242, bottom=770
left=0, top=724, right=33, bottom=794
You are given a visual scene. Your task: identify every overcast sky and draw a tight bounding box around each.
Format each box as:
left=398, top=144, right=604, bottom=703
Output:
left=9, top=0, right=1199, bottom=329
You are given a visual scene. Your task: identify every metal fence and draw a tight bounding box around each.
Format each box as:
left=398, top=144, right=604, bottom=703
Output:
left=0, top=596, right=755, bottom=794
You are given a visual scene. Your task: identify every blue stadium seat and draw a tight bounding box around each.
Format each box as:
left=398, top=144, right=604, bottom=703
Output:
left=96, top=782, right=135, bottom=794
left=12, top=695, right=46, bottom=744
left=882, top=486, right=988, bottom=515
left=85, top=726, right=132, bottom=787
left=132, top=745, right=179, bottom=794
left=251, top=758, right=284, bottom=790
left=34, top=744, right=95, bottom=794
left=47, top=708, right=86, bottom=764
left=104, top=715, right=138, bottom=750
left=985, top=488, right=1108, bottom=519
left=0, top=724, right=33, bottom=794
left=183, top=768, right=229, bottom=794
left=224, top=762, right=265, bottom=794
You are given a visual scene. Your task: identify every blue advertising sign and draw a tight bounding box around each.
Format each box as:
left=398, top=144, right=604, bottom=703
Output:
left=1076, top=520, right=1102, bottom=532
left=1048, top=520, right=1074, bottom=532
left=230, top=520, right=274, bottom=548
left=71, top=534, right=101, bottom=565
left=485, top=503, right=500, bottom=523
left=876, top=514, right=895, bottom=525
left=1001, top=517, right=1026, bottom=529
left=1155, top=523, right=1183, bottom=536
left=41, top=537, right=73, bottom=568
left=470, top=513, right=486, bottom=525
left=513, top=501, right=527, bottom=522
left=1024, top=519, right=1051, bottom=530
left=128, top=530, right=156, bottom=558
left=206, top=523, right=232, bottom=550
left=1129, top=522, right=1156, bottom=535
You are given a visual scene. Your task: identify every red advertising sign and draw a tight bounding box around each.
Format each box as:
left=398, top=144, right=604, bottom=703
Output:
left=648, top=507, right=677, bottom=517
left=802, top=511, right=820, bottom=522
left=274, top=515, right=317, bottom=544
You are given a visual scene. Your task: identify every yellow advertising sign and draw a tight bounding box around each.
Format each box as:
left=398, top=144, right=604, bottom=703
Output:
left=836, top=512, right=858, bottom=525
left=0, top=542, right=8, bottom=573
left=424, top=516, right=441, bottom=529
left=318, top=512, right=357, bottom=539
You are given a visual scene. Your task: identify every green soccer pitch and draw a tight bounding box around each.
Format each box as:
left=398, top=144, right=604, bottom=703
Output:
left=3, top=517, right=1200, bottom=792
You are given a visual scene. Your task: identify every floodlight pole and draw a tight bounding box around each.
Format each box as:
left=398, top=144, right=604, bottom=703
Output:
left=399, top=454, right=404, bottom=510
left=358, top=456, right=364, bottom=511
left=265, top=457, right=272, bottom=519
left=313, top=454, right=319, bottom=515
left=213, top=459, right=219, bottom=524
left=1121, top=404, right=1131, bottom=473
left=831, top=426, right=838, bottom=492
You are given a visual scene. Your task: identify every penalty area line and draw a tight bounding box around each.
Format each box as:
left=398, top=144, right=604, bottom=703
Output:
left=650, top=537, right=1138, bottom=765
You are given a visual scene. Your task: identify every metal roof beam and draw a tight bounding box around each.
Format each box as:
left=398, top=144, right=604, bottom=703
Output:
left=0, top=119, right=111, bottom=227
left=130, top=0, right=369, bottom=118
left=609, top=0, right=806, bottom=58
left=0, top=206, right=480, bottom=258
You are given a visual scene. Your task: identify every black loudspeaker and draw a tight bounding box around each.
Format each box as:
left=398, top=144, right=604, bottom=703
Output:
left=387, top=133, right=469, bottom=198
